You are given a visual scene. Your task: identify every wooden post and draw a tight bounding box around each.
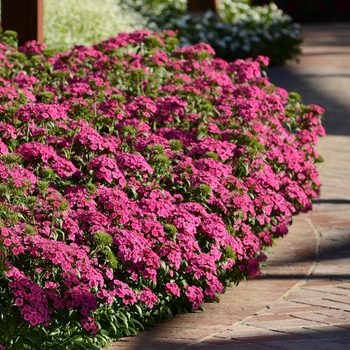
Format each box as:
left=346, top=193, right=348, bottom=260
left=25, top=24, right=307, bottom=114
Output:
left=187, top=0, right=219, bottom=14
left=1, top=0, right=44, bottom=47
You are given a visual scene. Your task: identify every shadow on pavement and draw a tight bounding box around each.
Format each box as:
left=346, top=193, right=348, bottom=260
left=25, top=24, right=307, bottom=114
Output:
left=266, top=233, right=350, bottom=265
left=258, top=274, right=350, bottom=280
left=267, top=23, right=350, bottom=136
left=312, top=199, right=350, bottom=204
left=113, top=325, right=350, bottom=349
left=268, top=68, right=350, bottom=136
left=185, top=326, right=350, bottom=350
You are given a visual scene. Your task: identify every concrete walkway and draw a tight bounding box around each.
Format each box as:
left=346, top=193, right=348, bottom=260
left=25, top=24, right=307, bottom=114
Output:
left=108, top=24, right=350, bottom=350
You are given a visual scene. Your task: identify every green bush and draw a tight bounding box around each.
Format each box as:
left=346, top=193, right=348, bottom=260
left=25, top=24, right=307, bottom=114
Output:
left=44, top=0, right=147, bottom=52
left=122, top=0, right=302, bottom=65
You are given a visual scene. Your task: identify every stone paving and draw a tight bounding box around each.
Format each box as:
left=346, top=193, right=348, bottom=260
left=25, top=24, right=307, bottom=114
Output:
left=108, top=23, right=350, bottom=350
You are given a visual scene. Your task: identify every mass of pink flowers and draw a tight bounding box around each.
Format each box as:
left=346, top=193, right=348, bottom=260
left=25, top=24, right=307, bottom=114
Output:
left=0, top=30, right=324, bottom=344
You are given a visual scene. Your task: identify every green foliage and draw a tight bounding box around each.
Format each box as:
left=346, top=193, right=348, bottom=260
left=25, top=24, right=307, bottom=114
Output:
left=168, top=139, right=183, bottom=151
left=0, top=30, right=18, bottom=48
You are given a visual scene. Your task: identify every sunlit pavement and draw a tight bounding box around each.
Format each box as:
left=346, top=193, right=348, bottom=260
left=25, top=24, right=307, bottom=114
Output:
left=108, top=24, right=350, bottom=350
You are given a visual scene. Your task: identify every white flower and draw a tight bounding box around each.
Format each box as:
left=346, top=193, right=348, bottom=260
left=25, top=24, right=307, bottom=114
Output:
left=230, top=42, right=239, bottom=51
left=215, top=22, right=226, bottom=30
left=251, top=36, right=261, bottom=43
left=216, top=40, right=227, bottom=49
left=195, top=23, right=203, bottom=31
left=222, top=36, right=233, bottom=43
left=242, top=44, right=251, bottom=52
left=238, top=29, right=248, bottom=38
left=199, top=31, right=208, bottom=42
left=175, top=17, right=190, bottom=28
left=263, top=32, right=273, bottom=41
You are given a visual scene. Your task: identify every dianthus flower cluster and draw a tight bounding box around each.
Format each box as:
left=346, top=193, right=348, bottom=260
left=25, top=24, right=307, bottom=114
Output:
left=0, top=30, right=324, bottom=343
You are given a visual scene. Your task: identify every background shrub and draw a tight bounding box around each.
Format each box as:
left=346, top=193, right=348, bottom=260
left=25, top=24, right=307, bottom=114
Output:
left=122, top=0, right=302, bottom=65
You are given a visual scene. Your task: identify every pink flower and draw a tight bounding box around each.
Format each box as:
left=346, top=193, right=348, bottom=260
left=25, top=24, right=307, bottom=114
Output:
left=0, top=140, right=8, bottom=155
left=16, top=103, right=68, bottom=122
left=126, top=96, right=157, bottom=119
left=7, top=270, right=51, bottom=326
left=88, top=155, right=126, bottom=186
left=75, top=126, right=119, bottom=153
left=12, top=247, right=23, bottom=255
left=116, top=153, right=153, bottom=176
left=15, top=297, right=24, bottom=306
left=184, top=285, right=204, bottom=309
left=165, top=282, right=181, bottom=297
left=139, top=288, right=158, bottom=308
left=3, top=238, right=11, bottom=247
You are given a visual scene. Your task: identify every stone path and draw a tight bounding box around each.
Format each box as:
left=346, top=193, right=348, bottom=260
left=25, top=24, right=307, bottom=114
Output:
left=108, top=23, right=350, bottom=350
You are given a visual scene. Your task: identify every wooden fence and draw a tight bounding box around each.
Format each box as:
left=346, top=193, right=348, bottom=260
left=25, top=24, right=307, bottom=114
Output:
left=188, top=0, right=219, bottom=13
left=0, top=0, right=218, bottom=47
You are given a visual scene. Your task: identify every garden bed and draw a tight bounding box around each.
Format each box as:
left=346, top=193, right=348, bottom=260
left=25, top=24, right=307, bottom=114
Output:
left=0, top=29, right=324, bottom=349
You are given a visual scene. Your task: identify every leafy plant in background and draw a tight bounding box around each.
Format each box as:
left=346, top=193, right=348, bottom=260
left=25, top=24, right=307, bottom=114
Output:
left=121, top=0, right=302, bottom=65
left=43, top=0, right=147, bottom=52
left=0, top=28, right=324, bottom=349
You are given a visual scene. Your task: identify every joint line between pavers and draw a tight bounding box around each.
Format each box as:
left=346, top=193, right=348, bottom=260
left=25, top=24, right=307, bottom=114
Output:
left=321, top=298, right=350, bottom=306
left=304, top=217, right=322, bottom=278
left=291, top=299, right=344, bottom=311
left=288, top=313, right=334, bottom=325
